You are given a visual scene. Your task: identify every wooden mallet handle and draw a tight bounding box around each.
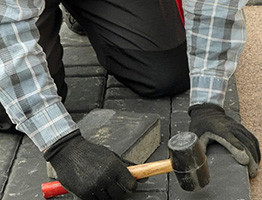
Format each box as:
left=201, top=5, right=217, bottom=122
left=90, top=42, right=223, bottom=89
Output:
left=42, top=159, right=173, bottom=198
left=128, top=159, right=173, bottom=179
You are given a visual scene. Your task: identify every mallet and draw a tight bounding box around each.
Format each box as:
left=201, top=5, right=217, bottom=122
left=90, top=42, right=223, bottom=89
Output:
left=42, top=132, right=210, bottom=198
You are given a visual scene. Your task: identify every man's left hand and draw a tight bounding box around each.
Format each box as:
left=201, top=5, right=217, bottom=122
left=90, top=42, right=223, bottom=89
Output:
left=189, top=103, right=260, bottom=178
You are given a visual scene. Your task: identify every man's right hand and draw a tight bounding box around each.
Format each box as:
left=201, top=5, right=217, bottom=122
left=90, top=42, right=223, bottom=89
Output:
left=43, top=130, right=137, bottom=200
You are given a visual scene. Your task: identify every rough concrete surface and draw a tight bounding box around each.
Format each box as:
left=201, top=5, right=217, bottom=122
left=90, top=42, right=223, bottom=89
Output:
left=78, top=109, right=161, bottom=164
left=46, top=109, right=161, bottom=179
left=247, top=0, right=262, bottom=5
left=236, top=6, right=262, bottom=200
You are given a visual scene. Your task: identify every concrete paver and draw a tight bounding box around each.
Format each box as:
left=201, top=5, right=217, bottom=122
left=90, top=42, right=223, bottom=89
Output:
left=247, top=0, right=262, bottom=5
left=0, top=133, right=23, bottom=199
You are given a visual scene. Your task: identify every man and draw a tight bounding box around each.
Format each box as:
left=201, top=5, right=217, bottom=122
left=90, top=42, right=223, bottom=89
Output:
left=0, top=0, right=260, bottom=199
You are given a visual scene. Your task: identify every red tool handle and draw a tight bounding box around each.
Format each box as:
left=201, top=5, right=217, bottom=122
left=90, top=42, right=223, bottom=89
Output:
left=42, top=159, right=172, bottom=198
left=42, top=181, right=68, bottom=199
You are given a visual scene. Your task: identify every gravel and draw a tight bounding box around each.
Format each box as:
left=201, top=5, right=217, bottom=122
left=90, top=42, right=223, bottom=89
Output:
left=235, top=6, right=262, bottom=200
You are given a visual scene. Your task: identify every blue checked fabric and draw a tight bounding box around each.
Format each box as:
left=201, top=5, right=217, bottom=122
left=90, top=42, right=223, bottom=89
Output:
left=183, top=0, right=248, bottom=107
left=0, top=0, right=248, bottom=151
left=0, top=0, right=78, bottom=151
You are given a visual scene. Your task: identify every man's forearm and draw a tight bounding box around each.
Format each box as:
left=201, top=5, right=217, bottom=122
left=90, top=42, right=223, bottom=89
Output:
left=0, top=0, right=78, bottom=151
left=183, top=0, right=248, bottom=107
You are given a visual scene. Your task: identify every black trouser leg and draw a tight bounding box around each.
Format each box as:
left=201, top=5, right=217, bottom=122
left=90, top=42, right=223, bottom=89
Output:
left=62, top=0, right=189, bottom=97
left=36, top=0, right=67, bottom=102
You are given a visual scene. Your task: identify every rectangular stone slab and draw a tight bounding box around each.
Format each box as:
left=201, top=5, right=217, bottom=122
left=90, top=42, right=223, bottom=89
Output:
left=78, top=109, right=161, bottom=164
left=47, top=109, right=161, bottom=179
left=64, top=77, right=105, bottom=113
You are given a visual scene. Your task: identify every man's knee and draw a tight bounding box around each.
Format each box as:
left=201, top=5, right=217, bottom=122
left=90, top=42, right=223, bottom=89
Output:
left=142, top=72, right=190, bottom=97
left=116, top=64, right=190, bottom=98
left=110, top=42, right=190, bottom=97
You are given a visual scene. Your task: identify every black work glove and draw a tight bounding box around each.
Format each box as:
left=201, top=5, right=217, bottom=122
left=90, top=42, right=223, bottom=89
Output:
left=189, top=103, right=260, bottom=178
left=44, top=130, right=137, bottom=200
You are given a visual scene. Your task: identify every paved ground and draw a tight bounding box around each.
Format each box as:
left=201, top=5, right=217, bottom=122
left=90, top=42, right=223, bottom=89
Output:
left=0, top=5, right=260, bottom=200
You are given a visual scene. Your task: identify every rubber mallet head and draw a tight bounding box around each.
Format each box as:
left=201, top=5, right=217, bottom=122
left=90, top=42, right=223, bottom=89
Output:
left=168, top=132, right=210, bottom=191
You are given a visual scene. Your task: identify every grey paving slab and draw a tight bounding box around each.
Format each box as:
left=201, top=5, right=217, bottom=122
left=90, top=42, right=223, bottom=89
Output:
left=78, top=108, right=168, bottom=193
left=105, top=87, right=141, bottom=99
left=78, top=109, right=161, bottom=164
left=222, top=76, right=242, bottom=123
left=63, top=46, right=99, bottom=66
left=60, top=23, right=90, bottom=47
left=104, top=99, right=171, bottom=144
left=247, top=0, right=262, bottom=5
left=224, top=76, right=240, bottom=112
left=104, top=99, right=170, bottom=118
left=172, top=110, right=190, bottom=124
left=65, top=66, right=106, bottom=77
left=103, top=96, right=171, bottom=144
left=0, top=133, right=23, bottom=199
left=169, top=144, right=251, bottom=200
left=64, top=77, right=105, bottom=112
left=2, top=136, right=48, bottom=200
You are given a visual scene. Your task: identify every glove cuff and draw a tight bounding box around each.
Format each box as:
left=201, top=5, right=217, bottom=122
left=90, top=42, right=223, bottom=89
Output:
left=188, top=103, right=224, bottom=116
left=44, top=129, right=81, bottom=161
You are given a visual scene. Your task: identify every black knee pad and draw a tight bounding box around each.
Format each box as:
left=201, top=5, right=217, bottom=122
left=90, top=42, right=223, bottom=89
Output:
left=107, top=42, right=190, bottom=98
